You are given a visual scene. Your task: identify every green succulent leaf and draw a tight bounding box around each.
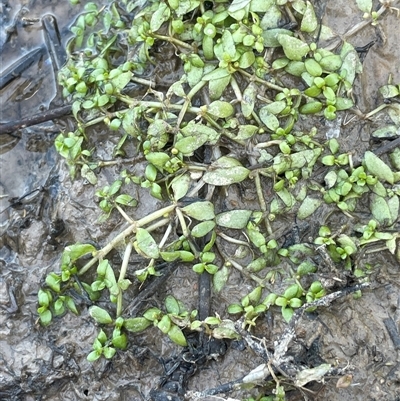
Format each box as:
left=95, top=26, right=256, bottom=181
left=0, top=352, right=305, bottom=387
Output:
left=167, top=324, right=187, bottom=346
left=282, top=306, right=294, bottom=322
left=160, top=251, right=195, bottom=262
left=150, top=2, right=171, bottom=32
left=209, top=74, right=231, bottom=99
left=170, top=174, right=190, bottom=201
left=356, top=0, right=372, bottom=13
left=111, top=71, right=132, bottom=91
left=370, top=194, right=393, bottom=226
left=165, top=295, right=181, bottom=315
left=259, top=109, right=280, bottom=131
left=300, top=101, right=323, bottom=114
left=364, top=151, right=394, bottom=184
left=174, top=134, right=208, bottom=156
left=45, top=273, right=61, bottom=293
left=89, top=306, right=113, bottom=324
left=63, top=243, right=96, bottom=263
left=213, top=265, right=229, bottom=293
left=203, top=157, right=250, bottom=186
left=297, top=261, right=317, bottom=277
left=181, top=201, right=215, bottom=221
left=87, top=350, right=101, bottom=362
left=207, top=101, right=234, bottom=118
left=103, top=346, right=116, bottom=359
left=181, top=122, right=220, bottom=143
left=143, top=307, right=162, bottom=322
left=241, top=82, right=257, bottom=117
left=277, top=34, right=310, bottom=61
left=39, top=309, right=52, bottom=326
left=297, top=196, right=323, bottom=219
left=216, top=210, right=252, bottom=229
left=158, top=315, right=172, bottom=334
left=263, top=29, right=292, bottom=47
left=282, top=286, right=298, bottom=301
left=191, top=221, right=216, bottom=238
left=228, top=0, right=251, bottom=20
left=135, top=228, right=160, bottom=259
left=115, top=194, right=137, bottom=207
left=301, top=1, right=318, bottom=33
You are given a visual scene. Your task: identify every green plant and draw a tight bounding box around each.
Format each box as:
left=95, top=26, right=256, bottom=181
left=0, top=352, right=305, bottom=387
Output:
left=36, top=0, right=400, bottom=399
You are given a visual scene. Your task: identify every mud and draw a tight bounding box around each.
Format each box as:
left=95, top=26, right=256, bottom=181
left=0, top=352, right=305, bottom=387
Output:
left=1, top=1, right=400, bottom=401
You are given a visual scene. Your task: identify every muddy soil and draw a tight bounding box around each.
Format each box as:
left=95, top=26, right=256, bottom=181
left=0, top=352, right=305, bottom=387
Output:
left=1, top=1, right=400, bottom=401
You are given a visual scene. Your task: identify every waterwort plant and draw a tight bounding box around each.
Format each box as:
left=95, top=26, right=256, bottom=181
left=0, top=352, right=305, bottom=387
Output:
left=38, top=0, right=400, bottom=399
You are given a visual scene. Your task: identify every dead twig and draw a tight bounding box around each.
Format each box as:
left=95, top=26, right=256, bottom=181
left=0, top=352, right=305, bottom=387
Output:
left=0, top=104, right=72, bottom=135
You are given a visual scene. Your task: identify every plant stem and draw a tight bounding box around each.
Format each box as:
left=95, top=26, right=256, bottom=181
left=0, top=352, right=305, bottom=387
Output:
left=238, top=69, right=286, bottom=92
left=218, top=232, right=252, bottom=247
left=83, top=101, right=201, bottom=129
left=117, top=241, right=133, bottom=317
left=177, top=80, right=207, bottom=127
left=254, top=172, right=272, bottom=235
left=78, top=204, right=176, bottom=275
left=226, top=257, right=264, bottom=286
left=176, top=207, right=200, bottom=257
left=131, top=76, right=155, bottom=87
left=151, top=33, right=194, bottom=50
left=230, top=75, right=243, bottom=101
left=363, top=103, right=389, bottom=119
left=115, top=204, right=134, bottom=224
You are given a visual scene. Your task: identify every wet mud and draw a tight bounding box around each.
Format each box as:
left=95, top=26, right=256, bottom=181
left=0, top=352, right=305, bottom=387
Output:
left=1, top=1, right=400, bottom=401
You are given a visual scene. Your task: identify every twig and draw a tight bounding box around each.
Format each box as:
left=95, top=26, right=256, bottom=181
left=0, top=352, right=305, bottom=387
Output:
left=123, top=261, right=179, bottom=316
left=0, top=105, right=72, bottom=135
left=383, top=317, right=400, bottom=350
left=373, top=135, right=400, bottom=156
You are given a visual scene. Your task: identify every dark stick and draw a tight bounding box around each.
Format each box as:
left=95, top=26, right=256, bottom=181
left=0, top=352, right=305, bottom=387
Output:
left=123, top=262, right=178, bottom=317
left=383, top=317, right=400, bottom=350
left=373, top=136, right=400, bottom=156
left=0, top=104, right=72, bottom=135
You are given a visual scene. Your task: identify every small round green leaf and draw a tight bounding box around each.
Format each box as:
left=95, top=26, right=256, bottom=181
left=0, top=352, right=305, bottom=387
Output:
left=174, top=134, right=208, bottom=156
left=171, top=174, right=190, bottom=201
left=281, top=306, right=294, bottom=323
left=300, top=101, right=323, bottom=114
left=305, top=58, right=322, bottom=77
left=87, top=350, right=101, bottom=362
left=112, top=333, right=128, bottom=349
